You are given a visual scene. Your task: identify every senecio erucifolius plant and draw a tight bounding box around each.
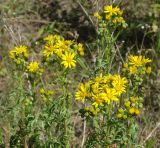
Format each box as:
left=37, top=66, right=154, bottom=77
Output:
left=3, top=4, right=152, bottom=148
left=7, top=34, right=85, bottom=147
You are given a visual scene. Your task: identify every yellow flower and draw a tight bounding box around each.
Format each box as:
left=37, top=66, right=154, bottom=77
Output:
left=102, top=88, right=119, bottom=104
left=129, top=107, right=135, bottom=114
left=123, top=63, right=128, bottom=68
left=114, top=7, right=123, bottom=15
left=44, top=35, right=54, bottom=45
left=27, top=62, right=40, bottom=73
left=15, top=45, right=28, bottom=57
left=40, top=88, right=45, bottom=94
left=134, top=108, right=140, bottom=115
left=61, top=52, right=76, bottom=68
left=44, top=34, right=61, bottom=45
left=104, top=5, right=117, bottom=16
left=118, top=108, right=124, bottom=113
left=146, top=66, right=152, bottom=74
left=75, top=83, right=89, bottom=103
left=129, top=66, right=137, bottom=74
left=124, top=100, right=130, bottom=107
left=94, top=73, right=103, bottom=84
left=112, top=75, right=128, bottom=96
left=93, top=12, right=102, bottom=20
left=92, top=93, right=104, bottom=108
left=128, top=55, right=152, bottom=67
left=43, top=45, right=55, bottom=58
left=9, top=45, right=28, bottom=64
left=76, top=43, right=85, bottom=56
left=105, top=14, right=112, bottom=20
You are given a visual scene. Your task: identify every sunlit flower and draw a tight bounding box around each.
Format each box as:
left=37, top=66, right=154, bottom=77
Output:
left=93, top=12, right=102, bottom=20
left=27, top=61, right=43, bottom=74
left=61, top=52, right=76, bottom=68
left=146, top=66, right=152, bottom=74
left=112, top=75, right=128, bottom=96
left=128, top=55, right=152, bottom=67
left=75, top=83, right=90, bottom=103
left=104, top=5, right=117, bottom=15
left=9, top=45, right=28, bottom=64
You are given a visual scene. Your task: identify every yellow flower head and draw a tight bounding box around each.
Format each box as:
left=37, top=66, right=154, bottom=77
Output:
left=75, top=82, right=90, bottom=103
left=102, top=88, right=119, bottom=104
left=43, top=45, right=55, bottom=58
left=93, top=12, right=102, bottom=20
left=27, top=61, right=42, bottom=74
left=9, top=45, right=28, bottom=64
left=124, top=100, right=130, bottom=108
left=146, top=66, right=152, bottom=74
left=76, top=43, right=85, bottom=56
left=134, top=108, right=140, bottom=115
left=104, top=5, right=117, bottom=16
left=128, top=55, right=152, bottom=67
left=112, top=75, right=128, bottom=96
left=129, top=66, right=138, bottom=74
left=129, top=107, right=135, bottom=114
left=61, top=52, right=76, bottom=68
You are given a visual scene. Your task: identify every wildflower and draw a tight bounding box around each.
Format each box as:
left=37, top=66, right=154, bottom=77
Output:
left=76, top=43, right=85, bottom=56
left=44, top=35, right=54, bottom=45
left=104, top=5, right=117, bottom=15
left=105, top=14, right=112, bottom=20
left=40, top=88, right=45, bottom=94
left=129, top=66, right=138, bottom=74
left=75, top=83, right=89, bottom=103
left=129, top=107, right=135, bottom=114
left=146, top=66, right=152, bottom=74
left=9, top=45, right=28, bottom=64
left=92, top=93, right=104, bottom=108
left=112, top=75, right=128, bottom=96
left=102, top=88, right=119, bottom=104
left=118, top=108, right=124, bottom=113
left=27, top=62, right=43, bottom=74
left=128, top=55, right=152, bottom=67
left=124, top=100, right=130, bottom=107
left=61, top=52, right=76, bottom=68
left=123, top=63, right=128, bottom=69
left=94, top=73, right=103, bottom=84
left=93, top=12, right=102, bottom=20
left=43, top=45, right=55, bottom=58
left=134, top=108, right=140, bottom=115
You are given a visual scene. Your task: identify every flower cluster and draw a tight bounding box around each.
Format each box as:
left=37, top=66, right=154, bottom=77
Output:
left=117, top=96, right=143, bottom=119
left=40, top=88, right=54, bottom=102
left=123, top=55, right=152, bottom=76
left=93, top=5, right=127, bottom=27
left=9, top=45, right=28, bottom=64
left=75, top=73, right=128, bottom=115
left=43, top=34, right=85, bottom=69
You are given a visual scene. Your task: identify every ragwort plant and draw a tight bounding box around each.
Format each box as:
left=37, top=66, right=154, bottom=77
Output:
left=1, top=4, right=152, bottom=147
left=75, top=5, right=152, bottom=147
left=5, top=35, right=85, bottom=147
